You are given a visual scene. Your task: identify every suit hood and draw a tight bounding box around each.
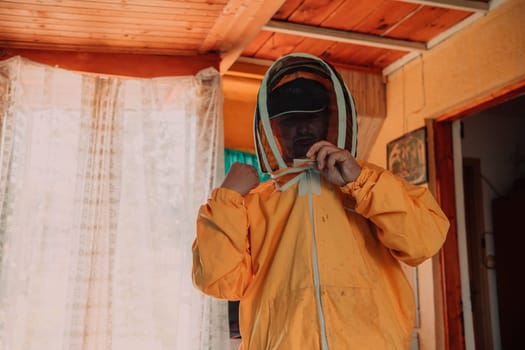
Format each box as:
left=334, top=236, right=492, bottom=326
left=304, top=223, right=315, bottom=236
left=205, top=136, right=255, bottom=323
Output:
left=254, top=53, right=358, bottom=173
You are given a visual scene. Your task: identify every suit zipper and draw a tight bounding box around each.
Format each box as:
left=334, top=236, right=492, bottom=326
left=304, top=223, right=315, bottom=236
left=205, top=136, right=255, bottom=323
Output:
left=307, top=171, right=329, bottom=350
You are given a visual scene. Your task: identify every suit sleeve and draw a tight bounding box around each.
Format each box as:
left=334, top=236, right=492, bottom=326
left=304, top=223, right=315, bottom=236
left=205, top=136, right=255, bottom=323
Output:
left=192, top=187, right=253, bottom=300
left=341, top=161, right=450, bottom=266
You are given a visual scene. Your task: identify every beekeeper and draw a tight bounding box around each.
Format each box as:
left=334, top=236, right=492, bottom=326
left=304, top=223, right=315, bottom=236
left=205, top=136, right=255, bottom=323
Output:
left=192, top=53, right=449, bottom=350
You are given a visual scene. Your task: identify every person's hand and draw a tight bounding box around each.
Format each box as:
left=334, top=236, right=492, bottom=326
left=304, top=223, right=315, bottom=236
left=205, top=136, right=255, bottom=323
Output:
left=220, top=162, right=260, bottom=196
left=306, top=141, right=361, bottom=186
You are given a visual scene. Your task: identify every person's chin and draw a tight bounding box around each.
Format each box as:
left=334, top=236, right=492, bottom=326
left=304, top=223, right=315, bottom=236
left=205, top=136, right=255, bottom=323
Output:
left=293, top=141, right=316, bottom=158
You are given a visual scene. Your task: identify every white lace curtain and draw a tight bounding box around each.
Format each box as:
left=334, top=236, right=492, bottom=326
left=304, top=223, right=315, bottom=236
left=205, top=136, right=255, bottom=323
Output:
left=0, top=56, right=229, bottom=350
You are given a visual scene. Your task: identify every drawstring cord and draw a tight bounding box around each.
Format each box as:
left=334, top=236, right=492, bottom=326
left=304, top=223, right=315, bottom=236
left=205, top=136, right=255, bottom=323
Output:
left=271, top=160, right=320, bottom=195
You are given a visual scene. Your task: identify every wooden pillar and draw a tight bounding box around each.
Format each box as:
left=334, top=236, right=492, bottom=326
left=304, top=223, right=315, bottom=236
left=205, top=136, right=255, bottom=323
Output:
left=433, top=120, right=465, bottom=350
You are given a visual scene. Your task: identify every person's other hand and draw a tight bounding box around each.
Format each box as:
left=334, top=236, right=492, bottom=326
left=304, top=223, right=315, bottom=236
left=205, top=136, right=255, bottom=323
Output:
left=220, top=162, right=260, bottom=196
left=306, top=141, right=361, bottom=186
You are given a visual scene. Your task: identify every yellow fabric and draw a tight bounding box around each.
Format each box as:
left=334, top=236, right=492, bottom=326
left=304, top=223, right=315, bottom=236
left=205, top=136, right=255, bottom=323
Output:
left=192, top=161, right=449, bottom=350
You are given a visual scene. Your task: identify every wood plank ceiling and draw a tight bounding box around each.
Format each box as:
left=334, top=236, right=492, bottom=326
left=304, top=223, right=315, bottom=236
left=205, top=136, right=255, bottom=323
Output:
left=0, top=0, right=494, bottom=75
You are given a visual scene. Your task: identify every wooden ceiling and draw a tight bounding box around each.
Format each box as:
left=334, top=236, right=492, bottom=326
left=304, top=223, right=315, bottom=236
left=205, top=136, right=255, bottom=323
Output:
left=0, top=0, right=495, bottom=75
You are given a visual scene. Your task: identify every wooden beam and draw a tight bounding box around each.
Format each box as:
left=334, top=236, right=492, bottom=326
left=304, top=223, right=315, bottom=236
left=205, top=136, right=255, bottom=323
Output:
left=200, top=0, right=257, bottom=54
left=199, top=0, right=286, bottom=74
left=0, top=40, right=201, bottom=56
left=384, top=1, right=488, bottom=76
left=399, top=0, right=489, bottom=12
left=234, top=55, right=384, bottom=76
left=383, top=51, right=421, bottom=77
left=0, top=48, right=219, bottom=77
left=427, top=11, right=485, bottom=49
left=263, top=20, right=427, bottom=52
left=436, top=78, right=525, bottom=122
left=225, top=59, right=270, bottom=79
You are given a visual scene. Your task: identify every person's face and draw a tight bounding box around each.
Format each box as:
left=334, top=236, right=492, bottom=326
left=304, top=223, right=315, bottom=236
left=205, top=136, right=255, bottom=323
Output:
left=271, top=112, right=329, bottom=163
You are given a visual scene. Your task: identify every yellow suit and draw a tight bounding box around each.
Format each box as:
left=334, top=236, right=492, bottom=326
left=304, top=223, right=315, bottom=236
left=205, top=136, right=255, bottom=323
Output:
left=192, top=161, right=449, bottom=349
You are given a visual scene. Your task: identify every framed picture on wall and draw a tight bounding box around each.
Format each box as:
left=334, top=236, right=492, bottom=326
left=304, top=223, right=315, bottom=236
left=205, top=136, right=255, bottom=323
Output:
left=386, top=127, right=428, bottom=185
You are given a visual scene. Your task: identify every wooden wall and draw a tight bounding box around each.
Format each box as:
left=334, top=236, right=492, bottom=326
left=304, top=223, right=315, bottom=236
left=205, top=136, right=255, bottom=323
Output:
left=223, top=61, right=386, bottom=157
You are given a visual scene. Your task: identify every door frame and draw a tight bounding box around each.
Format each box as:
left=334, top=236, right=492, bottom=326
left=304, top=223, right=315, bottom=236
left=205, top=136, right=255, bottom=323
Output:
left=430, top=78, right=525, bottom=350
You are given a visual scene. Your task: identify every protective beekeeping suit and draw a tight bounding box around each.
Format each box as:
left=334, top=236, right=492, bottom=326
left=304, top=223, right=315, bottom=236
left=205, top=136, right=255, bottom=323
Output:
left=192, top=53, right=449, bottom=350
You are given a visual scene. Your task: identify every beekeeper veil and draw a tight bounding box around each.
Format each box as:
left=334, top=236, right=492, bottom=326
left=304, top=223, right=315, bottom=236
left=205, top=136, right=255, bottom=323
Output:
left=254, top=53, right=357, bottom=173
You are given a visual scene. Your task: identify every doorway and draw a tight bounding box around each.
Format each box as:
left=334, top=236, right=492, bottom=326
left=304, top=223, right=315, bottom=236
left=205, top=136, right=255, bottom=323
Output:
left=462, top=157, right=493, bottom=350
left=434, top=91, right=525, bottom=350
